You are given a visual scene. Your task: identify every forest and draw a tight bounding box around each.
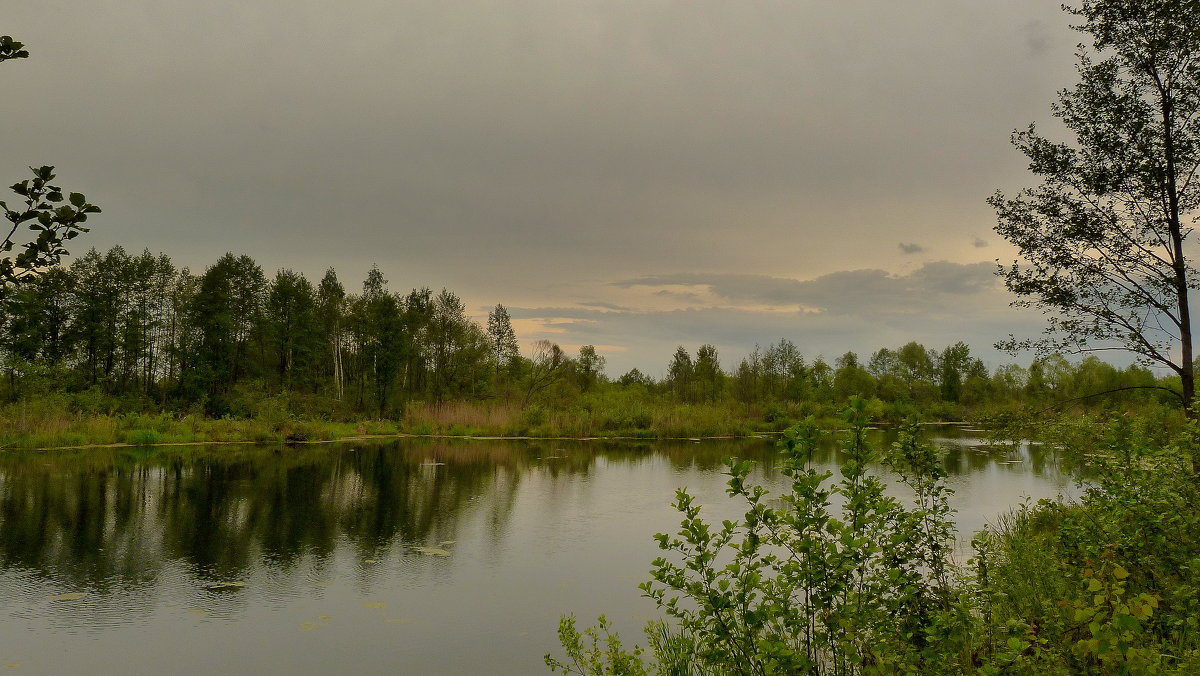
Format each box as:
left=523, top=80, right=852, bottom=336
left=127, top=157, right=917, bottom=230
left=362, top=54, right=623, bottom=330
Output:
left=0, top=244, right=1183, bottom=448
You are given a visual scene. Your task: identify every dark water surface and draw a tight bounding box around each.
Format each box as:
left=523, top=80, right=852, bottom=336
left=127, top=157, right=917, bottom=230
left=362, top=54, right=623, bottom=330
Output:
left=0, top=428, right=1074, bottom=674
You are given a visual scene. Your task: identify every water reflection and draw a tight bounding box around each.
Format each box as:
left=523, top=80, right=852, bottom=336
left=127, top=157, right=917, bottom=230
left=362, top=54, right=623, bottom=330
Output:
left=0, top=429, right=1068, bottom=589
left=0, top=429, right=1076, bottom=673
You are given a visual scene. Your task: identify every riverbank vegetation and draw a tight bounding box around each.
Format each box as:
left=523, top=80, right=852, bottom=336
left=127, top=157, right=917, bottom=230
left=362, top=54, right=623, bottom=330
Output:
left=0, top=245, right=1187, bottom=448
left=547, top=403, right=1200, bottom=674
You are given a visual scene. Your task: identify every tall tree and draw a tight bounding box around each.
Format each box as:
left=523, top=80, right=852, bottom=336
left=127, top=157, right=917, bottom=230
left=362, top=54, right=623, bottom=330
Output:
left=693, top=344, right=723, bottom=402
left=357, top=266, right=404, bottom=416
left=316, top=268, right=346, bottom=400
left=429, top=289, right=470, bottom=401
left=164, top=267, right=198, bottom=395
left=185, top=254, right=265, bottom=409
left=991, top=0, right=1200, bottom=406
left=834, top=351, right=876, bottom=401
left=667, top=346, right=694, bottom=401
left=400, top=287, right=433, bottom=398
left=575, top=345, right=606, bottom=393
left=522, top=340, right=568, bottom=408
left=486, top=304, right=520, bottom=370
left=936, top=342, right=983, bottom=403
left=265, top=269, right=319, bottom=390
left=68, top=247, right=123, bottom=387
left=3, top=267, right=73, bottom=366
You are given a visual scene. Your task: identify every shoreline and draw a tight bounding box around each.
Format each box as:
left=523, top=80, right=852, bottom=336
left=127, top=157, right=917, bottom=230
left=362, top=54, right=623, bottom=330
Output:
left=0, top=419, right=995, bottom=453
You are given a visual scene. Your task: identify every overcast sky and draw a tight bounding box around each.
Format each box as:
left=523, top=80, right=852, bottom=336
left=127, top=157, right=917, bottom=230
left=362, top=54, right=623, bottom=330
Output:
left=4, top=1, right=1086, bottom=376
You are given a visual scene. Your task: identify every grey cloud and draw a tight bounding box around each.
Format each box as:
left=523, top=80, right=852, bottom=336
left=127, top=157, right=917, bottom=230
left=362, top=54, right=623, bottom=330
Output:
left=508, top=307, right=612, bottom=321
left=509, top=294, right=1039, bottom=378
left=577, top=301, right=633, bottom=311
left=973, top=237, right=989, bottom=248
left=3, top=1, right=1074, bottom=374
left=5, top=0, right=1076, bottom=290
left=520, top=261, right=1028, bottom=374
left=899, top=242, right=925, bottom=254
left=1024, top=20, right=1052, bottom=55
left=654, top=289, right=707, bottom=303
left=616, top=261, right=1000, bottom=315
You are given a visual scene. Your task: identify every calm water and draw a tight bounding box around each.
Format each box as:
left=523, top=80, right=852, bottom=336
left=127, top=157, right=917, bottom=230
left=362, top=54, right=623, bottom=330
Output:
left=0, top=428, right=1075, bottom=674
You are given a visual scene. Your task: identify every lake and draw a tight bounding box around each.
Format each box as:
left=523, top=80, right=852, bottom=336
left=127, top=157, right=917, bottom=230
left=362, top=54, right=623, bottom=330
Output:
left=0, top=428, right=1076, bottom=674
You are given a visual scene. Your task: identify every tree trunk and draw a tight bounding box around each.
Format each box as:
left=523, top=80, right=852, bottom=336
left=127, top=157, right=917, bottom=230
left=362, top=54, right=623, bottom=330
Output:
left=1159, top=75, right=1195, bottom=416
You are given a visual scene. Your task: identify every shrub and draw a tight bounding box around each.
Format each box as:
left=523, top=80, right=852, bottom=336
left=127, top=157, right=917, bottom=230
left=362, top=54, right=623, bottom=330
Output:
left=548, top=398, right=968, bottom=674
left=124, top=428, right=162, bottom=445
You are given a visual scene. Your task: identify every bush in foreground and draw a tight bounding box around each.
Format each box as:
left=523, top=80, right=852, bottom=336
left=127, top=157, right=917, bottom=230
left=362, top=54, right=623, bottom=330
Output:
left=548, top=400, right=1200, bottom=674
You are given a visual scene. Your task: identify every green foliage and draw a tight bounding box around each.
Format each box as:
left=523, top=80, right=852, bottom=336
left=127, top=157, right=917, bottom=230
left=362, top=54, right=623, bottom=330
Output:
left=0, top=167, right=100, bottom=292
left=971, top=412, right=1200, bottom=674
left=550, top=402, right=1200, bottom=675
left=990, top=0, right=1200, bottom=403
left=0, top=35, right=30, bottom=62
left=0, top=41, right=100, bottom=293
left=124, top=428, right=162, bottom=445
left=546, top=616, right=648, bottom=676
left=575, top=345, right=607, bottom=394
left=549, top=398, right=970, bottom=675
left=0, top=234, right=1188, bottom=440
left=487, top=304, right=520, bottom=366
left=524, top=404, right=548, bottom=428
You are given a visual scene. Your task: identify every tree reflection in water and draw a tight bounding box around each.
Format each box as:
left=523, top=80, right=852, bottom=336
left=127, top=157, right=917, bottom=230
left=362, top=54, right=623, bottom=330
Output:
left=0, top=430, right=1067, bottom=590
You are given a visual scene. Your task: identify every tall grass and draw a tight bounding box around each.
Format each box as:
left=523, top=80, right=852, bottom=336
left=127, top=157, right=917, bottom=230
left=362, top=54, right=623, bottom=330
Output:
left=0, top=387, right=1059, bottom=449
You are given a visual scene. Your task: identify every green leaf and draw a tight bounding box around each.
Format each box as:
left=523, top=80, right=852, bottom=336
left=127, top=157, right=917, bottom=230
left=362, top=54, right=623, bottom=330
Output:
left=69, top=192, right=86, bottom=207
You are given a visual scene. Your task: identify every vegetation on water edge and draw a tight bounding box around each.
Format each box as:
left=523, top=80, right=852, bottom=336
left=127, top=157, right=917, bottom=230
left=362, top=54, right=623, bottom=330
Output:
left=0, top=392, right=892, bottom=449
left=0, top=377, right=1189, bottom=450
left=0, top=242, right=1190, bottom=450
left=1, top=261, right=1191, bottom=449
left=0, top=396, right=776, bottom=449
left=546, top=401, right=1200, bottom=675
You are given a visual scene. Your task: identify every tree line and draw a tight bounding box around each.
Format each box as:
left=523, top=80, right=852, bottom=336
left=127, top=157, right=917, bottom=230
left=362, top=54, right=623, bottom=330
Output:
left=0, top=245, right=1178, bottom=421
left=663, top=337, right=1172, bottom=414
left=1, top=246, right=529, bottom=416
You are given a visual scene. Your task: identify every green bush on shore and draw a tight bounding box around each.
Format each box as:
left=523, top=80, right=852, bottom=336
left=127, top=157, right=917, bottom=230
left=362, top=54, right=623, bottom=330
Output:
left=547, top=402, right=1200, bottom=675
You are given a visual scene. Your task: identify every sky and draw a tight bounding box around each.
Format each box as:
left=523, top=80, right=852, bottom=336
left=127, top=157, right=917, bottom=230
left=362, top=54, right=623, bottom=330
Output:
left=3, top=1, right=1088, bottom=377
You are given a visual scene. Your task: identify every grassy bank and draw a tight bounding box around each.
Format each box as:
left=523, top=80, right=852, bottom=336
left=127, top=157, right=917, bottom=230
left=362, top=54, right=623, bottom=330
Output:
left=0, top=396, right=812, bottom=449
left=0, top=387, right=1184, bottom=450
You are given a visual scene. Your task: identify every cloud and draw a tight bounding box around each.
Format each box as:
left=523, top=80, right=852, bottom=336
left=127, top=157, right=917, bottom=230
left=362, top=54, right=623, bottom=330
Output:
left=1, top=1, right=1073, bottom=378
left=4, top=0, right=1077, bottom=297
left=973, top=237, right=989, bottom=248
left=654, top=289, right=707, bottom=303
left=615, top=261, right=1000, bottom=315
left=513, top=261, right=1038, bottom=375
left=507, top=299, right=1040, bottom=377
left=899, top=242, right=925, bottom=254
left=1024, top=20, right=1052, bottom=56
left=577, top=301, right=632, bottom=311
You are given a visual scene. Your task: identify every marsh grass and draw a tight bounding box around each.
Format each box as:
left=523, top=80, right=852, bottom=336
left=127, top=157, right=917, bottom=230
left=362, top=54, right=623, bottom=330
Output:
left=0, top=388, right=1031, bottom=450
